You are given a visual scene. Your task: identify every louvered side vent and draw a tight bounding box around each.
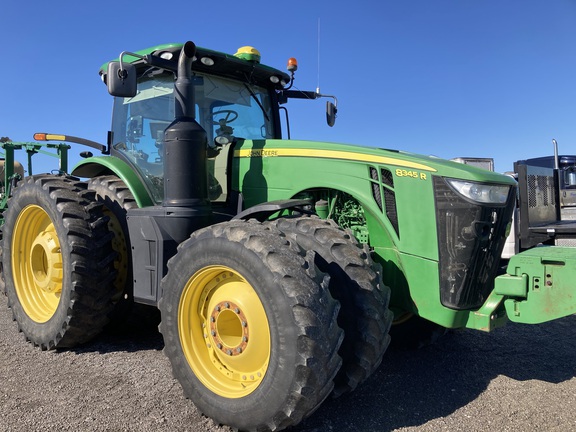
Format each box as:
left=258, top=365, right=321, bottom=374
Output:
left=370, top=167, right=383, bottom=211
left=368, top=167, right=400, bottom=238
left=381, top=168, right=399, bottom=237
left=381, top=168, right=394, bottom=187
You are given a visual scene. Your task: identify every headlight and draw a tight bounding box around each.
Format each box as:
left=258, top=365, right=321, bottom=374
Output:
left=446, top=179, right=511, bottom=204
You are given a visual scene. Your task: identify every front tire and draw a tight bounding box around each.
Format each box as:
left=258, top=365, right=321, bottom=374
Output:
left=159, top=220, right=343, bottom=431
left=2, top=175, right=116, bottom=349
left=267, top=216, right=393, bottom=397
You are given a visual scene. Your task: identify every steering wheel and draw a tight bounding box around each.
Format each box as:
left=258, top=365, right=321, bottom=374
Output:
left=212, top=110, right=238, bottom=125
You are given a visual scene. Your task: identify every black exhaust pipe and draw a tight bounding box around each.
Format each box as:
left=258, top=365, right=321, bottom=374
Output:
left=163, top=41, right=211, bottom=211
left=127, top=41, right=213, bottom=306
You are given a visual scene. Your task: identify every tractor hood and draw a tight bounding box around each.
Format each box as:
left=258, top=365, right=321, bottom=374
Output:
left=234, top=139, right=516, bottom=186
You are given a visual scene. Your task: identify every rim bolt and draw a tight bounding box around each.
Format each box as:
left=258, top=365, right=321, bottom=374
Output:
left=210, top=317, right=215, bottom=323
left=211, top=330, right=216, bottom=336
left=234, top=308, right=240, bottom=314
left=225, top=302, right=230, bottom=308
left=227, top=349, right=233, bottom=355
left=242, top=336, right=248, bottom=342
left=236, top=347, right=242, bottom=353
left=217, top=343, right=222, bottom=349
left=242, top=321, right=247, bottom=327
left=215, top=306, right=221, bottom=312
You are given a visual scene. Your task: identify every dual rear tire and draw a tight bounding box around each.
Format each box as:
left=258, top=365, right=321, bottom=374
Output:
left=2, top=175, right=116, bottom=349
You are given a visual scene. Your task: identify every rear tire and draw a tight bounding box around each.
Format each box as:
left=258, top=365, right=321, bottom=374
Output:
left=88, top=175, right=137, bottom=305
left=87, top=175, right=159, bottom=331
left=159, top=219, right=343, bottom=431
left=267, top=216, right=393, bottom=397
left=2, top=175, right=116, bottom=349
left=0, top=237, right=5, bottom=294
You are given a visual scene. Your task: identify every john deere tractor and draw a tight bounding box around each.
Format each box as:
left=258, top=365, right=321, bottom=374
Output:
left=3, top=41, right=576, bottom=431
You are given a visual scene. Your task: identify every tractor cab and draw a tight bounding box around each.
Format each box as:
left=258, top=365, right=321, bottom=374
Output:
left=103, top=44, right=286, bottom=205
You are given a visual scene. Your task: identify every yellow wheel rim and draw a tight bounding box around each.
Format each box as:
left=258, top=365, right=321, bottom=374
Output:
left=103, top=208, right=129, bottom=302
left=12, top=205, right=63, bottom=323
left=179, top=266, right=270, bottom=398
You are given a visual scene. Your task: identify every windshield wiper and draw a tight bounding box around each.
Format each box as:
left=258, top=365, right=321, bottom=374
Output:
left=243, top=83, right=270, bottom=122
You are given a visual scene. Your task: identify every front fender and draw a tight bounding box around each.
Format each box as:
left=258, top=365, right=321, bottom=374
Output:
left=232, top=199, right=313, bottom=221
left=72, top=156, right=154, bottom=207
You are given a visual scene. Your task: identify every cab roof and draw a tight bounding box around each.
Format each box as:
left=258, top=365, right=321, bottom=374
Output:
left=99, top=43, right=291, bottom=90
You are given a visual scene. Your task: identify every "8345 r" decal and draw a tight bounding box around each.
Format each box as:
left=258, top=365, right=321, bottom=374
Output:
left=395, top=169, right=427, bottom=180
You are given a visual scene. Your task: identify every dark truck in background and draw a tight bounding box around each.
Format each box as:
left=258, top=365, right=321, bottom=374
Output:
left=456, top=139, right=576, bottom=258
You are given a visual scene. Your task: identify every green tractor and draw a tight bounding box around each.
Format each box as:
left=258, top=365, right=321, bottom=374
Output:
left=2, top=41, right=576, bottom=431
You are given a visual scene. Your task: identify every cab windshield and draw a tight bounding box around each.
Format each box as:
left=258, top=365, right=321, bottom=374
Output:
left=110, top=70, right=275, bottom=203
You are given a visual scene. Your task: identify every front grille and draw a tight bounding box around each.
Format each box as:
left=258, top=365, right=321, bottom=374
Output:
left=434, top=176, right=516, bottom=310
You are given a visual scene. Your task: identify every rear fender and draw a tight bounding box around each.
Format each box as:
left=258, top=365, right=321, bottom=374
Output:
left=72, top=156, right=154, bottom=207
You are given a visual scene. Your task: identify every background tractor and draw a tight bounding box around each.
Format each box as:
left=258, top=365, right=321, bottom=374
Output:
left=2, top=41, right=576, bottom=431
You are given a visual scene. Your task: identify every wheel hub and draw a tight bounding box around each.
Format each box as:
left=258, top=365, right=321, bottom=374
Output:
left=209, top=301, right=249, bottom=356
left=30, top=230, right=63, bottom=294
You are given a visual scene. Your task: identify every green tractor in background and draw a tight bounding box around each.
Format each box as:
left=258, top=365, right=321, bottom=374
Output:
left=2, top=41, right=575, bottom=431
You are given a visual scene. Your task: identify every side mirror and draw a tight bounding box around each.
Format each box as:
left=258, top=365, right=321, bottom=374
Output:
left=107, top=62, right=137, bottom=97
left=326, top=101, right=337, bottom=127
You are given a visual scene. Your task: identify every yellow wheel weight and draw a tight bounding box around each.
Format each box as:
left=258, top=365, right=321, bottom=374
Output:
left=178, top=266, right=270, bottom=398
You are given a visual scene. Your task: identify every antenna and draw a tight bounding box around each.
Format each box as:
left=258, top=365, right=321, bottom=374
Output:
left=317, top=17, right=321, bottom=94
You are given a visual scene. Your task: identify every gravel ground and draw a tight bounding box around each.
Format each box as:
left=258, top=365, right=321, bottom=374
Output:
left=1, top=292, right=575, bottom=432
